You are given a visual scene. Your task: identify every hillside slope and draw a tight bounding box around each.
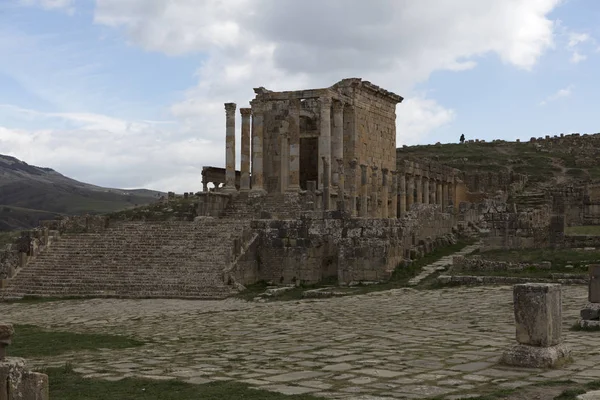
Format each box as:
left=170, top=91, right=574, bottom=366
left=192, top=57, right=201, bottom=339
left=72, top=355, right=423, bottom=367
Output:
left=397, top=133, right=600, bottom=190
left=0, top=154, right=164, bottom=231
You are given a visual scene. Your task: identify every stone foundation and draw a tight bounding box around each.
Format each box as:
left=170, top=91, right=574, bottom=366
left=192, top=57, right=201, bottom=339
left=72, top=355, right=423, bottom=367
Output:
left=500, top=343, right=571, bottom=368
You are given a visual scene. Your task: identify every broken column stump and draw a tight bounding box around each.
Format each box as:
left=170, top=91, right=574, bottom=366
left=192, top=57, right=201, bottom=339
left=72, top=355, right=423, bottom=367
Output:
left=579, top=264, right=600, bottom=328
left=500, top=283, right=571, bottom=368
left=0, top=322, right=50, bottom=400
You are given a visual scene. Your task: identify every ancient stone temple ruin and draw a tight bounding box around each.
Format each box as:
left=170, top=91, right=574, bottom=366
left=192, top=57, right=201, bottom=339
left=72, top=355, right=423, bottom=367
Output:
left=206, top=78, right=404, bottom=217
left=0, top=78, right=463, bottom=299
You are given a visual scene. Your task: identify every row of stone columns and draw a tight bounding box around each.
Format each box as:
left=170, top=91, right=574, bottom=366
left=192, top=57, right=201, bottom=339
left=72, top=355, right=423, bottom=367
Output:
left=223, top=98, right=345, bottom=195
left=397, top=174, right=456, bottom=216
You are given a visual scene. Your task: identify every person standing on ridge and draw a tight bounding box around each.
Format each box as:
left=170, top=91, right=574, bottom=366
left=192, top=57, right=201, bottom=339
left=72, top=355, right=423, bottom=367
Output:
left=460, top=134, right=465, bottom=144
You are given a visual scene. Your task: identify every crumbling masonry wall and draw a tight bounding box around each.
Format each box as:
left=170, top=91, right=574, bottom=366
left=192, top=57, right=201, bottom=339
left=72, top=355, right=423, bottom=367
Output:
left=229, top=206, right=455, bottom=286
left=482, top=206, right=551, bottom=250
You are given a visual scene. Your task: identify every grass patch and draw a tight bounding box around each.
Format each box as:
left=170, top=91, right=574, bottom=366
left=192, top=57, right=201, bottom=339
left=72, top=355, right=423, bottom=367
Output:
left=0, top=230, right=21, bottom=248
left=474, top=248, right=600, bottom=269
left=554, top=388, right=587, bottom=400
left=570, top=322, right=600, bottom=332
left=565, top=225, right=600, bottom=236
left=45, top=364, right=324, bottom=400
left=8, top=324, right=144, bottom=358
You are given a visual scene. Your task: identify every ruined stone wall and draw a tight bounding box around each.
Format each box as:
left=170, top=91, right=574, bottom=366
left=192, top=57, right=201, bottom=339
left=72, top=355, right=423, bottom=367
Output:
left=196, top=193, right=230, bottom=217
left=460, top=170, right=527, bottom=195
left=235, top=205, right=456, bottom=285
left=353, top=88, right=397, bottom=172
left=452, top=255, right=551, bottom=272
left=42, top=215, right=109, bottom=233
left=481, top=206, right=551, bottom=249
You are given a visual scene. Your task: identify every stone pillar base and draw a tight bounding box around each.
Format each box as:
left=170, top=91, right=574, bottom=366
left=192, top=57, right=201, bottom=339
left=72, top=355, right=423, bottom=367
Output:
left=579, top=319, right=600, bottom=329
left=249, top=188, right=267, bottom=198
left=500, top=343, right=571, bottom=368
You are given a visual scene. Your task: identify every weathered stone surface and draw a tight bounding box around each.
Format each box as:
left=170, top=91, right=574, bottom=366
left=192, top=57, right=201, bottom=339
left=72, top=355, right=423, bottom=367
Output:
left=500, top=343, right=571, bottom=368
left=578, top=390, right=600, bottom=399
left=581, top=303, right=600, bottom=321
left=513, top=283, right=562, bottom=347
left=0, top=323, right=14, bottom=342
left=10, top=371, right=49, bottom=400
left=589, top=265, right=600, bottom=303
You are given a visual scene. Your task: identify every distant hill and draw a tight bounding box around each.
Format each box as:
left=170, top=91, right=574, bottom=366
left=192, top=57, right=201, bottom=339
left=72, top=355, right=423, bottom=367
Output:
left=0, top=154, right=165, bottom=231
left=397, top=133, right=600, bottom=191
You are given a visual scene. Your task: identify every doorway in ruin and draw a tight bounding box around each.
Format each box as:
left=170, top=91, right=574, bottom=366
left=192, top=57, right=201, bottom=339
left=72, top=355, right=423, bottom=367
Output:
left=300, top=137, right=319, bottom=190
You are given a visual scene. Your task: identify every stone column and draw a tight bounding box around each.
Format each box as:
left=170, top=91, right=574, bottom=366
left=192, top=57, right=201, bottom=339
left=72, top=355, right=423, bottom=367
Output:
left=240, top=108, right=252, bottom=192
left=423, top=177, right=429, bottom=205
left=336, top=158, right=345, bottom=211
left=202, top=181, right=208, bottom=192
left=415, top=175, right=423, bottom=204
left=322, top=157, right=331, bottom=211
left=288, top=99, right=301, bottom=191
left=449, top=177, right=456, bottom=210
left=349, top=159, right=358, bottom=217
left=371, top=165, right=379, bottom=218
left=250, top=101, right=266, bottom=194
left=223, top=103, right=237, bottom=193
left=391, top=171, right=398, bottom=219
left=399, top=173, right=406, bottom=216
left=318, top=97, right=332, bottom=189
left=360, top=164, right=368, bottom=217
left=381, top=168, right=389, bottom=219
left=501, top=284, right=571, bottom=368
left=332, top=100, right=344, bottom=188
left=406, top=174, right=414, bottom=211
left=442, top=181, right=449, bottom=210
left=280, top=132, right=289, bottom=193
left=430, top=180, right=436, bottom=205
left=436, top=180, right=443, bottom=206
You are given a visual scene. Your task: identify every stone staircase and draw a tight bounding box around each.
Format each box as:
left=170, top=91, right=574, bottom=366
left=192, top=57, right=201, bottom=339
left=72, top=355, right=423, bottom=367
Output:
left=220, top=193, right=258, bottom=220
left=514, top=191, right=549, bottom=211
left=1, top=219, right=251, bottom=300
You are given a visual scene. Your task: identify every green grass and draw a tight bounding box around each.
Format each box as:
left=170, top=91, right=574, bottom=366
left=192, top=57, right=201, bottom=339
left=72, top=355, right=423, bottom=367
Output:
left=554, top=388, right=587, bottom=400
left=0, top=230, right=20, bottom=247
left=45, top=364, right=324, bottom=400
left=565, top=225, right=600, bottom=236
left=473, top=248, right=600, bottom=269
left=8, top=324, right=144, bottom=358
left=570, top=322, right=600, bottom=332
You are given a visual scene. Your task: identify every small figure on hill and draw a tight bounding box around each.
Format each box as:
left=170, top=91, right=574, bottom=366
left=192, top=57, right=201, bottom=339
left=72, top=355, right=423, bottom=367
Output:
left=459, top=134, right=465, bottom=144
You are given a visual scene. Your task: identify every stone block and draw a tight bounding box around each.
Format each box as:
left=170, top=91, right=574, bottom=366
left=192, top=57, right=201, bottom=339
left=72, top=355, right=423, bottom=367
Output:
left=581, top=303, right=600, bottom=321
left=589, top=264, right=600, bottom=303
left=513, top=283, right=562, bottom=347
left=500, top=343, right=571, bottom=368
left=9, top=371, right=49, bottom=400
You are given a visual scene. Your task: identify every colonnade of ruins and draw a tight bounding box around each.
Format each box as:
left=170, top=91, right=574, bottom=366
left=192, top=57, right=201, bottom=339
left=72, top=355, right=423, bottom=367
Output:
left=397, top=160, right=458, bottom=216
left=217, top=103, right=457, bottom=219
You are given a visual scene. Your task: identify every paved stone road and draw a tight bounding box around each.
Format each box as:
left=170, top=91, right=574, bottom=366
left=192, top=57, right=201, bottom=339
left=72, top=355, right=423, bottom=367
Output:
left=408, top=242, right=481, bottom=286
left=0, top=285, right=597, bottom=399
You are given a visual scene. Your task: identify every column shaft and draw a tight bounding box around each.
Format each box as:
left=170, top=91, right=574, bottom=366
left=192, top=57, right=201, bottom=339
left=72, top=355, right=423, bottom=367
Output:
left=288, top=99, right=300, bottom=191
left=360, top=164, right=368, bottom=217
left=430, top=180, right=436, bottom=204
left=318, top=98, right=332, bottom=189
left=390, top=171, right=398, bottom=218
left=399, top=174, right=406, bottom=216
left=423, top=178, right=429, bottom=205
left=240, top=108, right=251, bottom=192
left=349, top=160, right=358, bottom=217
left=224, top=103, right=237, bottom=193
left=332, top=101, right=344, bottom=188
left=371, top=166, right=379, bottom=218
left=250, top=101, right=266, bottom=194
left=437, top=180, right=443, bottom=206
left=407, top=175, right=414, bottom=211
left=442, top=181, right=449, bottom=210
left=415, top=176, right=423, bottom=204
left=280, top=134, right=288, bottom=193
left=322, top=157, right=331, bottom=211
left=381, top=169, right=389, bottom=219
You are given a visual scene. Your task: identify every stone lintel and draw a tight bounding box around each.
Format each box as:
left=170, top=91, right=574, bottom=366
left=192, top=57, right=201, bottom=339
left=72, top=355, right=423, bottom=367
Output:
left=500, top=343, right=571, bottom=368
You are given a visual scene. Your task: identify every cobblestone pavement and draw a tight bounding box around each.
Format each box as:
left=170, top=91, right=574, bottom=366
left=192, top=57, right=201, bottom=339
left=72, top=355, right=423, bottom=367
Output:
left=0, top=285, right=597, bottom=399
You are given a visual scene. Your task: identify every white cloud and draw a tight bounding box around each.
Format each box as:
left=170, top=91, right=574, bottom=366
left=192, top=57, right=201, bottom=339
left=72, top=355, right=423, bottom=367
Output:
left=570, top=51, right=587, bottom=64
left=568, top=32, right=590, bottom=48
left=539, top=85, right=573, bottom=106
left=19, top=0, right=75, bottom=14
left=396, top=98, right=456, bottom=146
left=4, top=1, right=565, bottom=190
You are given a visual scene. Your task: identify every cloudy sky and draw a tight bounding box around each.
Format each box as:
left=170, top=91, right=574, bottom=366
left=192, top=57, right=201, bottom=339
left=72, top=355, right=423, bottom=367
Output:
left=0, top=0, right=598, bottom=191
